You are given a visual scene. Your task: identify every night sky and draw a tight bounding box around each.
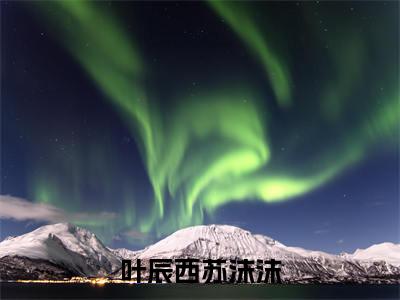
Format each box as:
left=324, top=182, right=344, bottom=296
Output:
left=1, top=1, right=399, bottom=253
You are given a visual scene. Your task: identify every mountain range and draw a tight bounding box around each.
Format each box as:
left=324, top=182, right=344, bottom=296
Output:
left=0, top=223, right=399, bottom=283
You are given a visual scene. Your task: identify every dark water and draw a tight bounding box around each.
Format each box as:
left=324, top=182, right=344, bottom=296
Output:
left=1, top=283, right=399, bottom=300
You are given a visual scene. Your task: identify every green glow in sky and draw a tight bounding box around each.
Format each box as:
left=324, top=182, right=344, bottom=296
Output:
left=208, top=1, right=292, bottom=108
left=31, top=1, right=399, bottom=241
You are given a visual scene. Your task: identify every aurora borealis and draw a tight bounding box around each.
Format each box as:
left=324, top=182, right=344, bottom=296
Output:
left=2, top=1, right=399, bottom=252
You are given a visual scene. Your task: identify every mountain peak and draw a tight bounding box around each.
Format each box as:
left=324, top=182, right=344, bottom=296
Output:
left=172, top=224, right=253, bottom=236
left=29, top=222, right=78, bottom=234
left=0, top=222, right=120, bottom=276
left=1, top=223, right=399, bottom=282
left=351, top=242, right=400, bottom=266
left=167, top=224, right=276, bottom=241
left=136, top=223, right=293, bottom=259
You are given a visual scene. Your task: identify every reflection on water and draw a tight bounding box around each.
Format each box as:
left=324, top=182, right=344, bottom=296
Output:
left=1, top=283, right=399, bottom=299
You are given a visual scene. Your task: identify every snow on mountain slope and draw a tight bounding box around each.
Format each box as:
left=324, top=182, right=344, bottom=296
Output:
left=348, top=242, right=400, bottom=266
left=1, top=223, right=399, bottom=282
left=253, top=234, right=285, bottom=247
left=284, top=246, right=339, bottom=261
left=114, top=224, right=399, bottom=283
left=135, top=224, right=300, bottom=260
left=0, top=223, right=120, bottom=276
left=110, top=247, right=140, bottom=260
left=2, top=236, right=16, bottom=242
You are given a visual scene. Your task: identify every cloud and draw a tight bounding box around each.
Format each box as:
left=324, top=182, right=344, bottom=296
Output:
left=337, top=239, right=344, bottom=244
left=0, top=195, right=64, bottom=222
left=313, top=229, right=330, bottom=235
left=0, top=195, right=117, bottom=224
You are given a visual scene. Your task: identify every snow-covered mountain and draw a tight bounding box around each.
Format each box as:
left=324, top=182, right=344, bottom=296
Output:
left=113, top=224, right=400, bottom=283
left=110, top=247, right=139, bottom=260
left=0, top=223, right=120, bottom=278
left=1, top=223, right=399, bottom=283
left=343, top=242, right=400, bottom=266
left=134, top=225, right=299, bottom=260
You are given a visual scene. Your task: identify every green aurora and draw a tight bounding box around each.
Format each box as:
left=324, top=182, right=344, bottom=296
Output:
left=28, top=1, right=398, bottom=242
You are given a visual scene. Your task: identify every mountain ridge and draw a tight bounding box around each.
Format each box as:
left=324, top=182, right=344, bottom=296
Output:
left=0, top=223, right=120, bottom=278
left=1, top=223, right=399, bottom=283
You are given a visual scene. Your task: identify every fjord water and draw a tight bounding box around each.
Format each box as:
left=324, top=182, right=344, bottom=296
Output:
left=1, top=283, right=399, bottom=299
